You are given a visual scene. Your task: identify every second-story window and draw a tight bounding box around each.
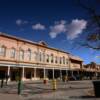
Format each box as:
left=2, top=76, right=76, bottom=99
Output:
left=66, top=59, right=68, bottom=65
left=10, top=48, right=16, bottom=58
left=63, top=56, right=65, bottom=64
left=34, top=51, right=38, bottom=61
left=39, top=52, right=42, bottom=62
left=60, top=57, right=62, bottom=64
left=42, top=53, right=45, bottom=62
left=40, top=52, right=45, bottom=62
left=27, top=49, right=31, bottom=61
left=55, top=56, right=57, bottom=63
left=51, top=54, right=54, bottom=63
left=19, top=49, right=24, bottom=60
left=46, top=54, right=49, bottom=63
left=0, top=45, right=6, bottom=57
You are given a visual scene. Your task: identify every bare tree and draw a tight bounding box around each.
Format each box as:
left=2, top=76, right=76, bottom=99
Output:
left=77, top=0, right=100, bottom=50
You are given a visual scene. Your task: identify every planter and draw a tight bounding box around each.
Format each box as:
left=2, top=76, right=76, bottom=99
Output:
left=93, top=81, right=100, bottom=97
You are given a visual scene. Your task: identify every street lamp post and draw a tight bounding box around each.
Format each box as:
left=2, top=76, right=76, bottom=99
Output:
left=17, top=41, right=24, bottom=95
left=18, top=67, right=22, bottom=95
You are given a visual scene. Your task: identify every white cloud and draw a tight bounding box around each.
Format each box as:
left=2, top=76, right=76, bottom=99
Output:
left=66, top=19, right=87, bottom=40
left=49, top=19, right=87, bottom=40
left=16, top=19, right=22, bottom=26
left=49, top=20, right=66, bottom=38
left=32, top=23, right=45, bottom=30
left=16, top=19, right=28, bottom=26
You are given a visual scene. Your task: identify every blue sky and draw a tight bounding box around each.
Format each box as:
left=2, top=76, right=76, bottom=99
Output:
left=0, top=0, right=100, bottom=64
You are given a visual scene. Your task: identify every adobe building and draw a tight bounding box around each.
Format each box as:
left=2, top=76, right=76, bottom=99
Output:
left=0, top=32, right=99, bottom=81
left=83, top=62, right=100, bottom=79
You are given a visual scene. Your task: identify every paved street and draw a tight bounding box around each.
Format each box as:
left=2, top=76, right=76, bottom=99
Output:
left=0, top=80, right=100, bottom=100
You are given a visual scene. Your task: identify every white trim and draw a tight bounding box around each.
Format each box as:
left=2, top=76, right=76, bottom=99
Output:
left=22, top=67, right=25, bottom=81
left=0, top=62, right=70, bottom=70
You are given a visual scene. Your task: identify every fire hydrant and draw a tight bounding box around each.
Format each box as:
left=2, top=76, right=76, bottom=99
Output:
left=52, top=79, right=57, bottom=90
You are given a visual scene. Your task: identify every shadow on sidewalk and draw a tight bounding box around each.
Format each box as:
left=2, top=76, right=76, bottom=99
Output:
left=69, top=95, right=100, bottom=99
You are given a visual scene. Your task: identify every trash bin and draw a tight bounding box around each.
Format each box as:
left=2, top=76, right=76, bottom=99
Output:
left=52, top=79, right=57, bottom=90
left=93, top=81, right=100, bottom=97
left=44, top=79, right=47, bottom=84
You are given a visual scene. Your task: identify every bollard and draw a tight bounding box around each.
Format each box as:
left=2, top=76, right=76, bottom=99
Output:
left=18, top=80, right=22, bottom=95
left=1, top=79, right=4, bottom=88
left=52, top=79, right=57, bottom=90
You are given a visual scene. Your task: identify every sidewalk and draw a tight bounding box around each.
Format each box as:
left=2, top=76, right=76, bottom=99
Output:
left=0, top=93, right=23, bottom=100
left=0, top=80, right=99, bottom=100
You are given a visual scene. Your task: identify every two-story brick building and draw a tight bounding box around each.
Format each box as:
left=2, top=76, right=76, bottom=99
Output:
left=0, top=32, right=84, bottom=81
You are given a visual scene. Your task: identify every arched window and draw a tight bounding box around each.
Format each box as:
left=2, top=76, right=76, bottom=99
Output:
left=55, top=56, right=57, bottom=63
left=19, top=49, right=24, bottom=60
left=63, top=56, right=65, bottom=64
left=27, top=49, right=31, bottom=61
left=51, top=54, right=54, bottom=63
left=10, top=48, right=16, bottom=58
left=39, top=52, right=42, bottom=62
left=42, top=53, right=45, bottom=62
left=60, top=57, right=62, bottom=64
left=40, top=52, right=45, bottom=62
left=0, top=45, right=6, bottom=57
left=66, top=59, right=68, bottom=65
left=46, top=54, right=49, bottom=63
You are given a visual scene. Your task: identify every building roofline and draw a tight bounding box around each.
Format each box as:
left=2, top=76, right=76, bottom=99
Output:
left=0, top=32, right=70, bottom=54
left=69, top=54, right=83, bottom=62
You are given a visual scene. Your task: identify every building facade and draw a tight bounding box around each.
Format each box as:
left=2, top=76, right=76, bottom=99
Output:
left=0, top=32, right=99, bottom=81
left=83, top=62, right=100, bottom=79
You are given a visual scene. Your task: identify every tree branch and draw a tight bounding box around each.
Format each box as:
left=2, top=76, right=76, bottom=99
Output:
left=78, top=0, right=100, bottom=27
left=81, top=43, right=100, bottom=50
